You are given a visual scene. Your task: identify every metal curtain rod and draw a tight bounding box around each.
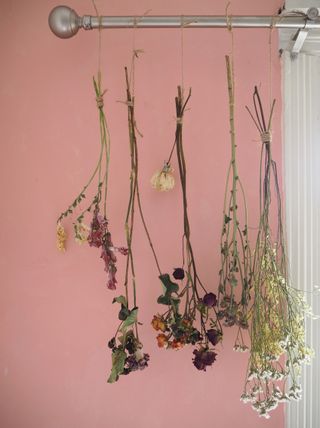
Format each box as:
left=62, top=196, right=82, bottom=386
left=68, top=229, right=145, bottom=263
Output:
left=48, top=5, right=320, bottom=39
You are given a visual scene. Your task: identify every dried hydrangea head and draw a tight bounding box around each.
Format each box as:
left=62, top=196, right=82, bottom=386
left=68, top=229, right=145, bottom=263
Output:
left=151, top=162, right=175, bottom=192
left=56, top=222, right=66, bottom=252
left=74, top=221, right=90, bottom=244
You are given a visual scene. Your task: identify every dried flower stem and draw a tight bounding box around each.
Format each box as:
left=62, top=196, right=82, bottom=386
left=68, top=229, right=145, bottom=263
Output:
left=218, top=56, right=251, bottom=335
left=123, top=55, right=163, bottom=333
left=57, top=72, right=111, bottom=226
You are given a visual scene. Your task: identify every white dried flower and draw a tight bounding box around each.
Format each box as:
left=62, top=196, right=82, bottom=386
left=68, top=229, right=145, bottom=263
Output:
left=74, top=221, right=90, bottom=244
left=151, top=162, right=175, bottom=191
left=240, top=393, right=251, bottom=403
left=278, top=394, right=290, bottom=402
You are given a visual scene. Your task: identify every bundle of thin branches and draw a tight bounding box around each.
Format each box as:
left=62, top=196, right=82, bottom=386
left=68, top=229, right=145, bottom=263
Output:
left=152, top=87, right=223, bottom=371
left=241, top=87, right=314, bottom=418
left=217, top=56, right=252, bottom=348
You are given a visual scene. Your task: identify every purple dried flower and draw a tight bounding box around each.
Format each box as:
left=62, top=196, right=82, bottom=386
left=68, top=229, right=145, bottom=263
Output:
left=117, top=247, right=129, bottom=256
left=125, top=352, right=150, bottom=373
left=192, top=348, right=217, bottom=371
left=108, top=337, right=116, bottom=349
left=206, top=329, right=222, bottom=346
left=173, top=268, right=185, bottom=280
left=203, top=292, right=217, bottom=307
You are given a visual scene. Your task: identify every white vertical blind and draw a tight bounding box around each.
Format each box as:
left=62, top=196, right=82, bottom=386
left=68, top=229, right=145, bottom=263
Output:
left=283, top=51, right=320, bottom=428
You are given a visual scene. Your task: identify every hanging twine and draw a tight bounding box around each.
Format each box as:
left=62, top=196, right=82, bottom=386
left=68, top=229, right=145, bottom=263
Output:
left=91, top=0, right=102, bottom=73
left=91, top=0, right=106, bottom=110
left=225, top=3, right=235, bottom=98
left=269, top=15, right=276, bottom=114
left=180, top=15, right=185, bottom=93
left=226, top=2, right=233, bottom=32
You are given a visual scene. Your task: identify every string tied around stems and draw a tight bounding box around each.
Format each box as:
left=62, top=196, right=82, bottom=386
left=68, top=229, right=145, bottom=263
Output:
left=176, top=116, right=183, bottom=125
left=96, top=89, right=107, bottom=109
left=261, top=131, right=272, bottom=143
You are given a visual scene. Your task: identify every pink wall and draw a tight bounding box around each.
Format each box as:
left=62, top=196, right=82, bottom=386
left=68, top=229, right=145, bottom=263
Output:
left=0, top=1, right=284, bottom=427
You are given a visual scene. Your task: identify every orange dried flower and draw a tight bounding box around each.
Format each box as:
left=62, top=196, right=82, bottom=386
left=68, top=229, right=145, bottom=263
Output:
left=151, top=315, right=166, bottom=332
left=156, top=334, right=169, bottom=348
left=171, top=339, right=184, bottom=350
left=181, top=318, right=192, bottom=328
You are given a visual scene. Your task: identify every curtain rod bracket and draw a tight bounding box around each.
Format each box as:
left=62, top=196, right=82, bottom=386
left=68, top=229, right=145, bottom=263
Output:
left=290, top=8, right=319, bottom=59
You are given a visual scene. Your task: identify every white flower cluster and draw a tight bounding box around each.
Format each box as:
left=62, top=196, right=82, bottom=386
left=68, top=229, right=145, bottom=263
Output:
left=240, top=383, right=302, bottom=419
left=247, top=366, right=286, bottom=381
left=233, top=344, right=249, bottom=352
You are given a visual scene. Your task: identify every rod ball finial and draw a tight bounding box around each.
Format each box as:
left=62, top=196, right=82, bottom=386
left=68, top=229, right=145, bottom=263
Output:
left=48, top=5, right=80, bottom=38
left=307, top=7, right=319, bottom=21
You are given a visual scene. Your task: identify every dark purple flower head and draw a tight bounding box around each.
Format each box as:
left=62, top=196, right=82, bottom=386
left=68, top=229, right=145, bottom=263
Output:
left=207, top=329, right=222, bottom=346
left=108, top=337, right=116, bottom=349
left=173, top=268, right=185, bottom=280
left=192, top=348, right=217, bottom=371
left=203, top=292, right=217, bottom=308
left=125, top=352, right=150, bottom=373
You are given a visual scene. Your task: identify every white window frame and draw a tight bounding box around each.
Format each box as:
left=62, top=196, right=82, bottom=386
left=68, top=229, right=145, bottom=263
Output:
left=282, top=41, right=320, bottom=428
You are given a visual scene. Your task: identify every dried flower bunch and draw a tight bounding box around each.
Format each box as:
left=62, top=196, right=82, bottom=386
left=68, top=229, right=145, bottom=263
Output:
left=240, top=87, right=314, bottom=418
left=152, top=87, right=223, bottom=371
left=107, top=295, right=149, bottom=383
left=107, top=58, right=159, bottom=382
left=56, top=60, right=155, bottom=382
left=54, top=34, right=315, bottom=413
left=56, top=72, right=127, bottom=289
left=218, top=56, right=252, bottom=347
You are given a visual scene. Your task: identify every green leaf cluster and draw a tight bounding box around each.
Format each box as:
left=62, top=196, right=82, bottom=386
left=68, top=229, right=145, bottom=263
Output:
left=157, top=274, right=180, bottom=307
left=107, top=348, right=127, bottom=383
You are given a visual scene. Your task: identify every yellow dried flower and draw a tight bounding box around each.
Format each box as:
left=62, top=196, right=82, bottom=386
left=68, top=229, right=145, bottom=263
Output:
left=151, top=315, right=167, bottom=332
left=74, top=222, right=89, bottom=244
left=56, top=222, right=66, bottom=252
left=151, top=163, right=175, bottom=192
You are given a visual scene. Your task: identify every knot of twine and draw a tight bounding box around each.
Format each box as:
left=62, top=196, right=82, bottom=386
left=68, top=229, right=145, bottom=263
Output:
left=176, top=117, right=183, bottom=125
left=261, top=131, right=272, bottom=143
left=96, top=96, right=104, bottom=109
left=96, top=89, right=107, bottom=109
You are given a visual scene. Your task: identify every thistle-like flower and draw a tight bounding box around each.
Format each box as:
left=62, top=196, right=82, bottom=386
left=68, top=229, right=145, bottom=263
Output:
left=151, top=162, right=175, bottom=191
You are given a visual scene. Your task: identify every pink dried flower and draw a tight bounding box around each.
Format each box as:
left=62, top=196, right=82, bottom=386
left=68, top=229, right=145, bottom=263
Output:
left=88, top=208, right=108, bottom=248
left=100, top=232, right=128, bottom=290
left=88, top=207, right=128, bottom=290
left=117, top=247, right=129, bottom=256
